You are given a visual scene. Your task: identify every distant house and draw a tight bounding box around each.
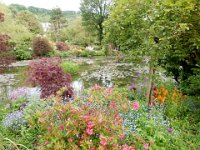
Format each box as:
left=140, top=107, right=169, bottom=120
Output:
left=41, top=22, right=50, bottom=32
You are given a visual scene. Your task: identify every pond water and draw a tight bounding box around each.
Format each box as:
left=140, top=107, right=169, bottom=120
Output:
left=0, top=56, right=148, bottom=100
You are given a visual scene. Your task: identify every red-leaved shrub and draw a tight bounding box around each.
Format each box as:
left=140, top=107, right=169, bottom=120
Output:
left=32, top=36, right=53, bottom=56
left=0, top=34, right=11, bottom=51
left=56, top=42, right=69, bottom=51
left=0, top=12, right=5, bottom=22
left=0, top=34, right=15, bottom=73
left=27, top=57, right=73, bottom=98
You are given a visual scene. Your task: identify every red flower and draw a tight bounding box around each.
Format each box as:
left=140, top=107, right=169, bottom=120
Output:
left=59, top=125, right=64, bottom=131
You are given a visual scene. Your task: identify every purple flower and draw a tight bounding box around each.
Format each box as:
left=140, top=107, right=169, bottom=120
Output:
left=9, top=87, right=28, bottom=101
left=167, top=128, right=173, bottom=133
left=128, top=83, right=136, bottom=90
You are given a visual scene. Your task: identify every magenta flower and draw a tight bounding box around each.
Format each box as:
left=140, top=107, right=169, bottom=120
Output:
left=132, top=101, right=140, bottom=111
left=167, top=128, right=173, bottom=133
left=128, top=83, right=136, bottom=90
left=143, top=143, right=149, bottom=150
left=87, top=121, right=94, bottom=128
left=86, top=128, right=93, bottom=135
left=100, top=139, right=107, bottom=146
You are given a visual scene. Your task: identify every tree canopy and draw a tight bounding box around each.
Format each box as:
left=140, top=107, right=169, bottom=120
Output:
left=80, top=0, right=111, bottom=45
left=104, top=0, right=200, bottom=96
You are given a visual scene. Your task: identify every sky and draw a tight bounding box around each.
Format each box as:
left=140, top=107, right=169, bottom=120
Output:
left=1, top=0, right=81, bottom=11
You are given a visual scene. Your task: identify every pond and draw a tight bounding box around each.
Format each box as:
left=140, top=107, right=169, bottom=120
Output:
left=0, top=56, right=148, bottom=100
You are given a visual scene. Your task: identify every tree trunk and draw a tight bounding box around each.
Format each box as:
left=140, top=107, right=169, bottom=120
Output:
left=98, top=23, right=103, bottom=45
left=146, top=64, right=155, bottom=106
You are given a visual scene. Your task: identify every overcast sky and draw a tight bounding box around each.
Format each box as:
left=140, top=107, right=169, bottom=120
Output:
left=1, top=0, right=81, bottom=11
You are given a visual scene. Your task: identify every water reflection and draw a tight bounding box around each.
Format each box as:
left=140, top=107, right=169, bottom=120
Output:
left=72, top=79, right=84, bottom=96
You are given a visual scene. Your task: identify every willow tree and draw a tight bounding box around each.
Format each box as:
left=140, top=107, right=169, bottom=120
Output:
left=80, top=0, right=111, bottom=45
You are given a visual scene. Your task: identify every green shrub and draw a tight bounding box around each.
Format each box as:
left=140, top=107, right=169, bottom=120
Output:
left=77, top=50, right=105, bottom=57
left=60, top=61, right=79, bottom=75
left=13, top=49, right=32, bottom=60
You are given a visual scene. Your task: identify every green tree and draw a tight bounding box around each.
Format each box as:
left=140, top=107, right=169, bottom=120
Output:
left=104, top=0, right=200, bottom=102
left=49, top=7, right=67, bottom=41
left=0, top=3, right=33, bottom=46
left=16, top=10, right=43, bottom=34
left=60, top=17, right=95, bottom=46
left=80, top=0, right=111, bottom=45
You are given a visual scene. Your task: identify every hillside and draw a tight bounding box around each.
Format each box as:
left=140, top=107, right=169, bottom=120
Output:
left=9, top=4, right=80, bottom=22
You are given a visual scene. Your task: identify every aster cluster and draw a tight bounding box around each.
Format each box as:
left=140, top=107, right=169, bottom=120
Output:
left=2, top=110, right=27, bottom=131
left=9, top=87, right=29, bottom=101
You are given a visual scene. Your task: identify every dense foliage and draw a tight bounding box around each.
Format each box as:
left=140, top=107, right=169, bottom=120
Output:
left=104, top=0, right=200, bottom=96
left=9, top=4, right=79, bottom=22
left=27, top=58, right=73, bottom=98
left=0, top=12, right=15, bottom=72
left=49, top=8, right=67, bottom=41
left=32, top=36, right=53, bottom=56
left=56, top=42, right=69, bottom=51
left=16, top=10, right=43, bottom=34
left=0, top=1, right=199, bottom=150
left=80, top=0, right=111, bottom=45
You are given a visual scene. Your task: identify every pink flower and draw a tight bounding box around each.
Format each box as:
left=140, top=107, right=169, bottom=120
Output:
left=87, top=121, right=94, bottom=128
left=94, top=84, right=100, bottom=90
left=120, top=133, right=125, bottom=141
left=143, top=143, right=149, bottom=150
left=132, top=101, right=140, bottom=111
left=100, top=139, right=107, bottom=146
left=48, top=126, right=51, bottom=132
left=129, top=146, right=135, bottom=150
left=86, top=128, right=93, bottom=135
left=68, top=138, right=74, bottom=142
left=110, top=101, right=117, bottom=109
left=59, top=125, right=64, bottom=131
left=44, top=141, right=49, bottom=146
left=107, top=87, right=112, bottom=96
left=122, top=144, right=129, bottom=150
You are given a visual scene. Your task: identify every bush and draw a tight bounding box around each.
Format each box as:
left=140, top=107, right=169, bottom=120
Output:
left=0, top=34, right=11, bottom=51
left=26, top=86, right=141, bottom=149
left=27, top=57, right=73, bottom=98
left=13, top=49, right=32, bottom=60
left=0, top=34, right=16, bottom=72
left=56, top=42, right=69, bottom=51
left=60, top=61, right=79, bottom=75
left=2, top=110, right=27, bottom=132
left=32, top=36, right=52, bottom=56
